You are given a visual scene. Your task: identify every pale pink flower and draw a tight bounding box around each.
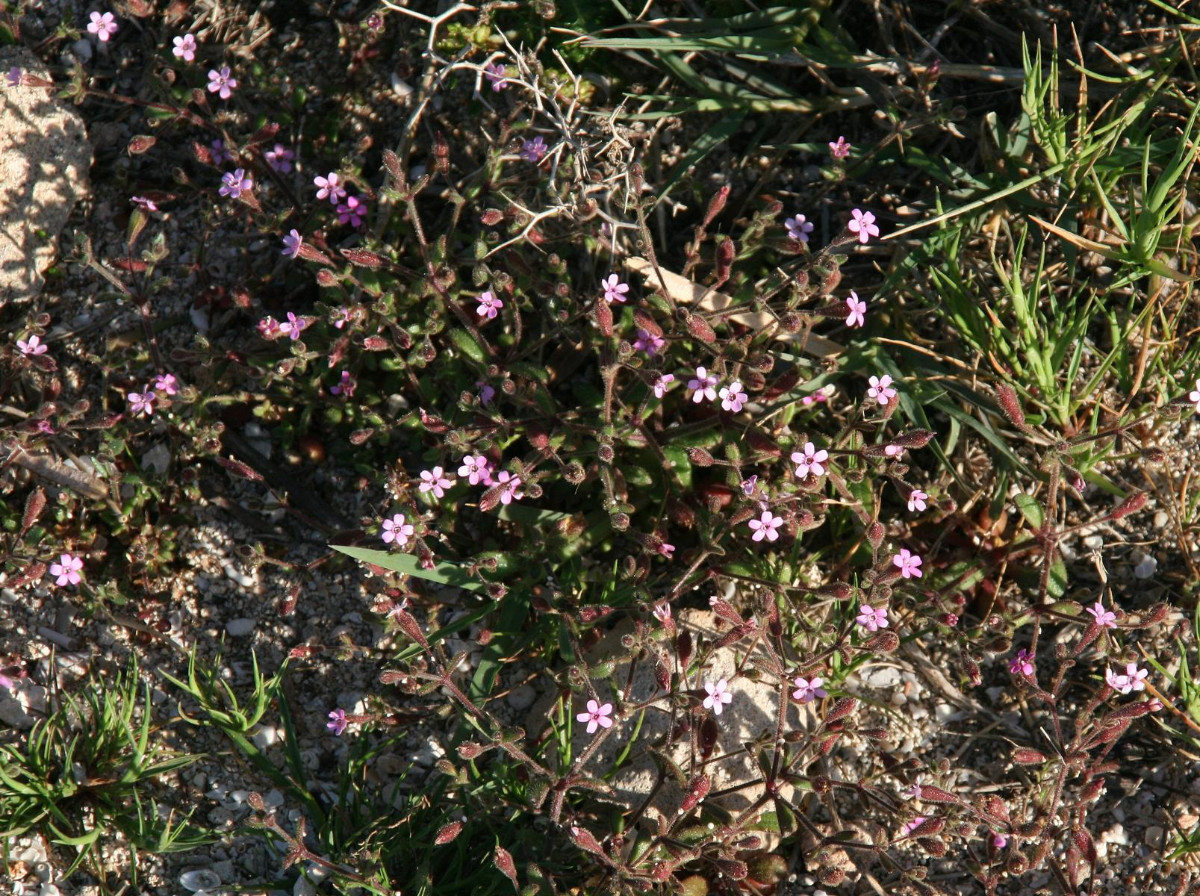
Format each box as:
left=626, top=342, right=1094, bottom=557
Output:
left=848, top=209, right=880, bottom=244
left=458, top=454, right=494, bottom=486
left=418, top=466, right=454, bottom=499
left=381, top=513, right=414, bottom=546
left=576, top=698, right=614, bottom=734
left=719, top=381, right=747, bottom=412
left=892, top=548, right=923, bottom=578
left=748, top=510, right=784, bottom=542
left=633, top=329, right=664, bottom=356
left=703, top=678, right=733, bottom=715
left=476, top=290, right=503, bottom=320
left=127, top=388, right=157, bottom=417
left=1009, top=649, right=1035, bottom=677
left=49, top=553, right=83, bottom=586
left=907, top=489, right=928, bottom=512
left=17, top=334, right=47, bottom=356
left=153, top=373, right=179, bottom=395
left=687, top=367, right=719, bottom=403
left=791, top=442, right=828, bottom=479
left=484, top=61, right=507, bottom=92
left=1087, top=601, right=1118, bottom=629
left=792, top=675, right=827, bottom=703
left=784, top=214, right=814, bottom=243
left=601, top=274, right=630, bottom=304
left=172, top=34, right=197, bottom=63
left=496, top=471, right=523, bottom=504
left=653, top=373, right=675, bottom=399
left=87, top=11, right=118, bottom=42
left=856, top=605, right=888, bottom=632
left=867, top=374, right=897, bottom=405
left=845, top=291, right=866, bottom=328
left=314, top=172, right=347, bottom=204
left=206, top=66, right=237, bottom=99
left=1189, top=378, right=1200, bottom=414
left=828, top=136, right=851, bottom=159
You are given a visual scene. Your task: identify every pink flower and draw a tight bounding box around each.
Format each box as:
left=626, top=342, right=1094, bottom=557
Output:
left=496, top=471, right=523, bottom=504
left=127, top=388, right=157, bottom=417
left=382, top=513, right=414, bottom=546
left=329, top=371, right=356, bottom=397
left=1104, top=667, right=1130, bottom=693
left=867, top=374, right=897, bottom=405
left=784, top=214, right=814, bottom=243
left=792, top=675, right=827, bottom=703
left=17, top=334, right=47, bottom=356
left=719, top=381, right=747, bottom=412
left=131, top=195, right=158, bottom=212
left=153, top=373, right=179, bottom=396
left=653, top=373, right=675, bottom=399
left=336, top=196, right=367, bottom=228
left=892, top=548, right=923, bottom=579
left=845, top=291, right=866, bottom=328
left=1008, top=649, right=1035, bottom=677
left=902, top=816, right=928, bottom=837
left=652, top=602, right=672, bottom=624
left=281, top=229, right=303, bottom=258
left=703, top=678, right=733, bottom=715
left=172, top=33, right=197, bottom=63
left=257, top=316, right=282, bottom=339
left=49, top=553, right=83, bottom=586
left=576, top=698, right=614, bottom=734
left=884, top=444, right=904, bottom=458
left=219, top=168, right=253, bottom=199
left=332, top=307, right=352, bottom=329
left=210, top=139, right=233, bottom=165
left=741, top=475, right=759, bottom=497
left=520, top=135, right=548, bottom=162
left=314, top=172, right=347, bottom=204
left=87, top=11, right=118, bottom=42
left=279, top=312, right=308, bottom=341
left=848, top=209, right=880, bottom=244
left=1121, top=662, right=1149, bottom=692
left=265, top=143, right=294, bottom=173
left=828, top=136, right=851, bottom=159
left=6, top=66, right=22, bottom=88
left=206, top=66, right=237, bottom=99
left=418, top=466, right=455, bottom=499
left=601, top=273, right=630, bottom=304
left=791, top=442, right=828, bottom=479
left=748, top=510, right=784, bottom=542
left=992, top=834, right=1008, bottom=849
left=1086, top=601, right=1117, bottom=629
left=484, top=61, right=507, bottom=92
left=476, top=290, right=503, bottom=320
left=327, top=708, right=349, bottom=735
left=1189, top=378, right=1200, bottom=413
left=687, top=366, right=719, bottom=403
left=633, top=329, right=665, bottom=355
left=856, top=605, right=888, bottom=632
left=907, top=489, right=928, bottom=512
left=458, top=454, right=494, bottom=486
left=657, top=542, right=675, bottom=559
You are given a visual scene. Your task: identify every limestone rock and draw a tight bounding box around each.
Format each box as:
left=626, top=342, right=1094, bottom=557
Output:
left=0, top=46, right=91, bottom=305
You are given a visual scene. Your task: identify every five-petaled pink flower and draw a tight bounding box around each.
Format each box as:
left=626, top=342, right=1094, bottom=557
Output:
left=265, top=143, right=294, bottom=173
left=153, top=373, right=179, bottom=396
left=791, top=442, right=828, bottom=479
left=172, top=33, right=197, bottom=62
left=907, top=489, right=928, bottom=512
left=576, top=698, right=614, bottom=734
left=520, top=135, right=547, bottom=162
left=279, top=312, right=308, bottom=341
left=892, top=548, right=923, bottom=579
left=382, top=513, right=414, bottom=546
left=1008, top=649, right=1035, bottom=677
left=484, top=61, right=507, bottom=92
left=829, top=136, right=851, bottom=159
left=17, top=334, right=47, bottom=356
left=207, top=66, right=237, bottom=99
left=601, top=274, right=630, bottom=304
left=719, top=382, right=747, bottom=412
left=131, top=195, right=158, bottom=212
left=748, top=510, right=784, bottom=542
left=87, top=11, right=118, bottom=42
left=1086, top=601, right=1117, bottom=629
left=792, top=675, right=827, bottom=704
left=329, top=371, right=356, bottom=397
left=418, top=466, right=454, bottom=499
left=458, top=454, right=494, bottom=486
left=496, top=471, right=523, bottom=504
left=333, top=307, right=352, bottom=329
left=856, top=605, right=888, bottom=632
left=848, top=209, right=880, bottom=244
left=327, top=708, right=349, bottom=735
left=1189, top=378, right=1200, bottom=414
left=785, top=213, right=814, bottom=243
left=867, top=374, right=897, bottom=405
left=1106, top=662, right=1147, bottom=695
left=653, top=373, right=675, bottom=399
left=337, top=196, right=367, bottom=228
left=687, top=367, right=720, bottom=403
left=476, top=290, right=503, bottom=320
left=127, top=387, right=156, bottom=417
left=314, top=172, right=347, bottom=204
left=845, top=291, right=866, bottom=328
left=50, top=553, right=83, bottom=586
left=219, top=168, right=253, bottom=199
left=281, top=229, right=303, bottom=258
left=703, top=678, right=733, bottom=715
left=633, top=328, right=664, bottom=356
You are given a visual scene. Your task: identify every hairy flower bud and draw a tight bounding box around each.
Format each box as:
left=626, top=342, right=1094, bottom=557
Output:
left=1107, top=491, right=1148, bottom=521
left=684, top=312, right=717, bottom=344
left=480, top=208, right=504, bottom=225
left=686, top=446, right=715, bottom=467
left=995, top=383, right=1032, bottom=433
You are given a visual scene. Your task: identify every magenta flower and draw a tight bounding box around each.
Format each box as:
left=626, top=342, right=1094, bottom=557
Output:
left=791, top=675, right=827, bottom=704
left=703, top=678, right=734, bottom=715
left=791, top=442, right=828, bottom=479
left=207, top=66, right=238, bottom=99
left=576, top=698, right=614, bottom=734
left=856, top=605, right=888, bottom=632
left=17, top=334, right=47, bottom=356
left=484, top=61, right=508, bottom=92
left=1190, top=378, right=1200, bottom=413
left=632, top=328, right=665, bottom=356
left=418, top=466, right=455, bottom=499
left=496, top=471, right=523, bottom=504
left=172, top=33, right=197, bottom=63
left=848, top=209, right=880, bottom=244
left=279, top=312, right=308, bottom=341
left=329, top=370, right=356, bottom=397
left=828, top=136, right=851, bottom=159
left=336, top=196, right=367, bottom=228
left=902, top=816, right=928, bottom=837
left=719, top=381, right=747, bottom=412
left=382, top=513, right=414, bottom=546
left=477, top=381, right=496, bottom=405
left=657, top=542, right=675, bottom=559
left=87, top=11, right=118, bottom=42
left=314, top=172, right=347, bottom=204
left=1107, top=662, right=1147, bottom=694
left=520, top=135, right=548, bottom=162
left=332, top=307, right=352, bottom=329
left=127, top=388, right=157, bottom=417
left=784, top=213, right=814, bottom=243
left=993, top=834, right=1008, bottom=849
left=601, top=273, right=630, bottom=304
left=687, top=366, right=719, bottom=403
left=281, top=229, right=303, bottom=258
left=49, top=553, right=83, bottom=586
left=907, top=488, right=928, bottom=512
left=476, top=290, right=503, bottom=320
left=653, top=373, right=675, bottom=399
left=458, top=454, right=494, bottom=486
left=748, top=510, right=784, bottom=542
left=867, top=374, right=897, bottom=405
left=6, top=66, right=22, bottom=88
left=741, top=475, right=759, bottom=497
left=219, top=168, right=253, bottom=200
left=1086, top=601, right=1118, bottom=629
left=265, top=143, right=295, bottom=173
left=210, top=139, right=233, bottom=165
left=845, top=291, right=866, bottom=328
left=892, top=548, right=923, bottom=579
left=326, top=708, right=349, bottom=735
left=131, top=195, right=158, bottom=212
left=652, top=602, right=672, bottom=624
left=257, top=316, right=282, bottom=339
left=153, top=373, right=179, bottom=396
left=1008, top=649, right=1035, bottom=677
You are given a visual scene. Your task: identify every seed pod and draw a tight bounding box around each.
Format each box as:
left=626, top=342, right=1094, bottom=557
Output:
left=1107, top=491, right=1147, bottom=521
left=435, top=821, right=463, bottom=844
left=481, top=208, right=504, bottom=225
left=995, top=383, right=1032, bottom=433
left=684, top=312, right=717, bottom=343
left=1013, top=748, right=1047, bottom=765
left=703, top=185, right=730, bottom=226
left=680, top=774, right=710, bottom=812
left=685, top=447, right=715, bottom=467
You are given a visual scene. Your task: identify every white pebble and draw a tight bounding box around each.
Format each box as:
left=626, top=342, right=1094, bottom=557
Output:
left=225, top=618, right=256, bottom=637
left=1133, top=554, right=1157, bottom=579
left=223, top=564, right=254, bottom=589
left=179, top=870, right=221, bottom=892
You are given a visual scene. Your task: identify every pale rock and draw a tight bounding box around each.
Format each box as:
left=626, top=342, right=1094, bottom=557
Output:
left=506, top=683, right=537, bottom=711
left=225, top=618, right=256, bottom=637
left=179, top=870, right=221, bottom=892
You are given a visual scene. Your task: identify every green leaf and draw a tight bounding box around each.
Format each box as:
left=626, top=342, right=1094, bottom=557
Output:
left=447, top=327, right=487, bottom=364
left=331, top=544, right=483, bottom=591
left=1013, top=493, right=1044, bottom=529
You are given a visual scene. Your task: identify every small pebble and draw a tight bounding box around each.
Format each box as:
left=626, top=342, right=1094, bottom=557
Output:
left=506, top=684, right=537, bottom=711
left=1144, top=825, right=1163, bottom=847
left=179, top=870, right=221, bottom=892
left=1153, top=510, right=1169, bottom=529
left=225, top=618, right=256, bottom=637
left=223, top=564, right=254, bottom=589
left=1133, top=554, right=1157, bottom=579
